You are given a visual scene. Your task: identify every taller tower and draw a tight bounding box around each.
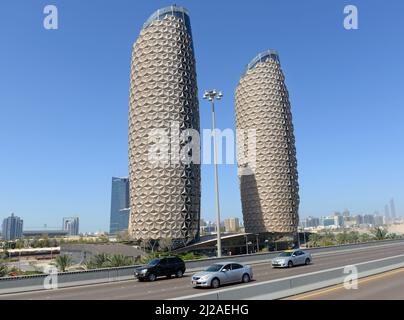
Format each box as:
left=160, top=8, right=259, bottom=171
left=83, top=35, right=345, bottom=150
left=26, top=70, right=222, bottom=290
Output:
left=235, top=50, right=299, bottom=234
left=128, top=6, right=200, bottom=246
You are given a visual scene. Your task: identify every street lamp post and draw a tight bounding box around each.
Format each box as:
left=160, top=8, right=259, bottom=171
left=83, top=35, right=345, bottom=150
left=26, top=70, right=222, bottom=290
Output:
left=255, top=234, right=259, bottom=252
left=203, top=89, right=223, bottom=258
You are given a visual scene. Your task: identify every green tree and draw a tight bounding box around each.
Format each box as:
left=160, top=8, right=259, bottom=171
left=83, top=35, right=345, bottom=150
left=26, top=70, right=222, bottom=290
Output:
left=85, top=253, right=110, bottom=269
left=54, top=254, right=73, bottom=272
left=0, top=261, right=8, bottom=277
left=387, top=233, right=399, bottom=240
left=308, top=233, right=322, bottom=247
left=371, top=227, right=388, bottom=240
left=347, top=231, right=360, bottom=243
left=336, top=231, right=349, bottom=245
left=107, top=254, right=134, bottom=267
left=15, top=239, right=25, bottom=249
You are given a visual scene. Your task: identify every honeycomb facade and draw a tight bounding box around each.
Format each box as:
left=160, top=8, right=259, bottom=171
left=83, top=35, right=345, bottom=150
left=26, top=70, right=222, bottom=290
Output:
left=235, top=51, right=299, bottom=234
left=128, top=6, right=200, bottom=246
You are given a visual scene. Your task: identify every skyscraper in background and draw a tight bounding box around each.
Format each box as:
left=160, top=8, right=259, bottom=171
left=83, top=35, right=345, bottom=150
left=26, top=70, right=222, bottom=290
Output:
left=390, top=198, right=397, bottom=220
left=128, top=5, right=200, bottom=247
left=224, top=217, right=240, bottom=233
left=62, top=217, right=79, bottom=236
left=109, top=177, right=130, bottom=235
left=1, top=213, right=23, bottom=240
left=235, top=50, right=299, bottom=235
left=384, top=204, right=391, bottom=223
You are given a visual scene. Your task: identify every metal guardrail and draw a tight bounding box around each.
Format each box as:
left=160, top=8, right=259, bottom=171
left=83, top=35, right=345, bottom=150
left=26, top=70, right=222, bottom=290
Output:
left=0, top=239, right=403, bottom=295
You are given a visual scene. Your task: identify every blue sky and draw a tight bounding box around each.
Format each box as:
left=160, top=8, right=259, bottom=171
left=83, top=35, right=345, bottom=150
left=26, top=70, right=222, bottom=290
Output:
left=0, top=0, right=403, bottom=232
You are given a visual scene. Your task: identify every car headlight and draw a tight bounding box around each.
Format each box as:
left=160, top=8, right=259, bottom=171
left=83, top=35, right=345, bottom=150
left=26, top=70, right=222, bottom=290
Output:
left=141, top=269, right=148, bottom=274
left=200, top=275, right=209, bottom=280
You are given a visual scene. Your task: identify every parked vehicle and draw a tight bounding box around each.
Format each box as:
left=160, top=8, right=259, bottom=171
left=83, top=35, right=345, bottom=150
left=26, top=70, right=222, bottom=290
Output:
left=134, top=256, right=186, bottom=281
left=271, top=249, right=312, bottom=268
left=191, top=262, right=253, bottom=288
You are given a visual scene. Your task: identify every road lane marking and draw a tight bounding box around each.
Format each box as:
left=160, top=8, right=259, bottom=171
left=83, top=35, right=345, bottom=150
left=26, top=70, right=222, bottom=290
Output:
left=290, top=267, right=404, bottom=300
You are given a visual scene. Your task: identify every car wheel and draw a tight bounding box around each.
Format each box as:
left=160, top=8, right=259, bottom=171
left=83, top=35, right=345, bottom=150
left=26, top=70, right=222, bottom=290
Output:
left=211, top=278, right=220, bottom=288
left=305, top=258, right=311, bottom=265
left=175, top=270, right=184, bottom=278
left=242, top=273, right=250, bottom=283
left=288, top=261, right=293, bottom=268
left=148, top=273, right=156, bottom=282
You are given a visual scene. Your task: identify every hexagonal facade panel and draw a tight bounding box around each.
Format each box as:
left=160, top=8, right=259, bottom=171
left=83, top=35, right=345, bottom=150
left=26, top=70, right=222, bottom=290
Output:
left=235, top=51, right=299, bottom=234
left=128, top=6, right=200, bottom=246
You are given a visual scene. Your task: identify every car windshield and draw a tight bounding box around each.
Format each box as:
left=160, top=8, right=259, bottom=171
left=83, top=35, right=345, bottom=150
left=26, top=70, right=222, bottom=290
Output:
left=278, top=252, right=293, bottom=257
left=148, top=258, right=160, bottom=266
left=205, top=264, right=223, bottom=272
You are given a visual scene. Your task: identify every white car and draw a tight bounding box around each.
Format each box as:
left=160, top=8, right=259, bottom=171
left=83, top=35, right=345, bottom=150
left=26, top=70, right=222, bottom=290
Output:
left=272, top=249, right=312, bottom=268
left=191, top=262, right=253, bottom=288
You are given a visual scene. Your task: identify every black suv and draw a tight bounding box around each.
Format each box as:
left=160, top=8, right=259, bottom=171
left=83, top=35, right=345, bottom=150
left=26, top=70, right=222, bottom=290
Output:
left=134, top=256, right=186, bottom=281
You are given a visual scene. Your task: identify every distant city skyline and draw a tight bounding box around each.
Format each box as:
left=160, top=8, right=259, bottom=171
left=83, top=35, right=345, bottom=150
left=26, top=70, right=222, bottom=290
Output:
left=1, top=1, right=404, bottom=232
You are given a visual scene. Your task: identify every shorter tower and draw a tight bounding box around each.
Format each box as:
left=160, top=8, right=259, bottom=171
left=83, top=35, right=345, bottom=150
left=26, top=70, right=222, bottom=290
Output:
left=235, top=50, right=299, bottom=235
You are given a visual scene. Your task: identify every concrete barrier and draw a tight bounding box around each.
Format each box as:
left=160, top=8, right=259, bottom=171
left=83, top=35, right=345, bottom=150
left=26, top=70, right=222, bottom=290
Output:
left=177, top=253, right=404, bottom=300
left=1, top=239, right=403, bottom=295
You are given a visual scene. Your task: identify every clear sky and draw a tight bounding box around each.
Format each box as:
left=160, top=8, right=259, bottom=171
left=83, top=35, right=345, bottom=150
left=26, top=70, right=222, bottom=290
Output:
left=1, top=0, right=403, bottom=232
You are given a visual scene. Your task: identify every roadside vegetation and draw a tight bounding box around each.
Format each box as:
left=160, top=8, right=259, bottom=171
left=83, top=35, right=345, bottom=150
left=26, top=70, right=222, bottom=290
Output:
left=0, top=258, right=44, bottom=278
left=307, top=227, right=403, bottom=248
left=85, top=253, right=135, bottom=269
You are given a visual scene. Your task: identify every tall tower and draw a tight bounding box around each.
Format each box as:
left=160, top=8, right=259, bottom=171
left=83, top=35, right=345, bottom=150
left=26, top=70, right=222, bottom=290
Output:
left=390, top=198, right=396, bottom=220
left=235, top=50, right=299, bottom=234
left=109, top=177, right=130, bottom=235
left=384, top=204, right=391, bottom=223
left=128, top=6, right=200, bottom=246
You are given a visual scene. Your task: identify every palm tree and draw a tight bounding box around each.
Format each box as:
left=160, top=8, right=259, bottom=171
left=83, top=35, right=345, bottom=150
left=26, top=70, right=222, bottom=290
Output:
left=359, top=233, right=371, bottom=243
left=371, top=227, right=388, bottom=240
left=336, top=231, right=349, bottom=245
left=0, top=261, right=8, bottom=277
left=85, top=253, right=110, bottom=269
left=309, top=233, right=321, bottom=247
left=54, top=254, right=73, bottom=272
left=107, top=254, right=134, bottom=267
left=347, top=231, right=359, bottom=243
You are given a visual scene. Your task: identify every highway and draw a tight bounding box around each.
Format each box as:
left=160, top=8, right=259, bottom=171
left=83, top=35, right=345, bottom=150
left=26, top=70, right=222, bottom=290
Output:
left=1, top=241, right=404, bottom=300
left=285, top=267, right=404, bottom=300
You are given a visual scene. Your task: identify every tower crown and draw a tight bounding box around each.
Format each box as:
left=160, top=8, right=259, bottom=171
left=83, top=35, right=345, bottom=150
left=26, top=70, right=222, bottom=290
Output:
left=243, top=50, right=280, bottom=76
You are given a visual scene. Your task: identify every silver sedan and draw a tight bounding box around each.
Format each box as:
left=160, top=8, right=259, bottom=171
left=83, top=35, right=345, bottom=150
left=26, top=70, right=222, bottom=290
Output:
left=271, top=249, right=312, bottom=268
left=192, top=262, right=253, bottom=288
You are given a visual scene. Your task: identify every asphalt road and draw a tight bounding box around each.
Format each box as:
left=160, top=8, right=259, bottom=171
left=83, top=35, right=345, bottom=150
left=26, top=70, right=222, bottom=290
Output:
left=1, top=241, right=404, bottom=300
left=285, top=267, right=404, bottom=300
